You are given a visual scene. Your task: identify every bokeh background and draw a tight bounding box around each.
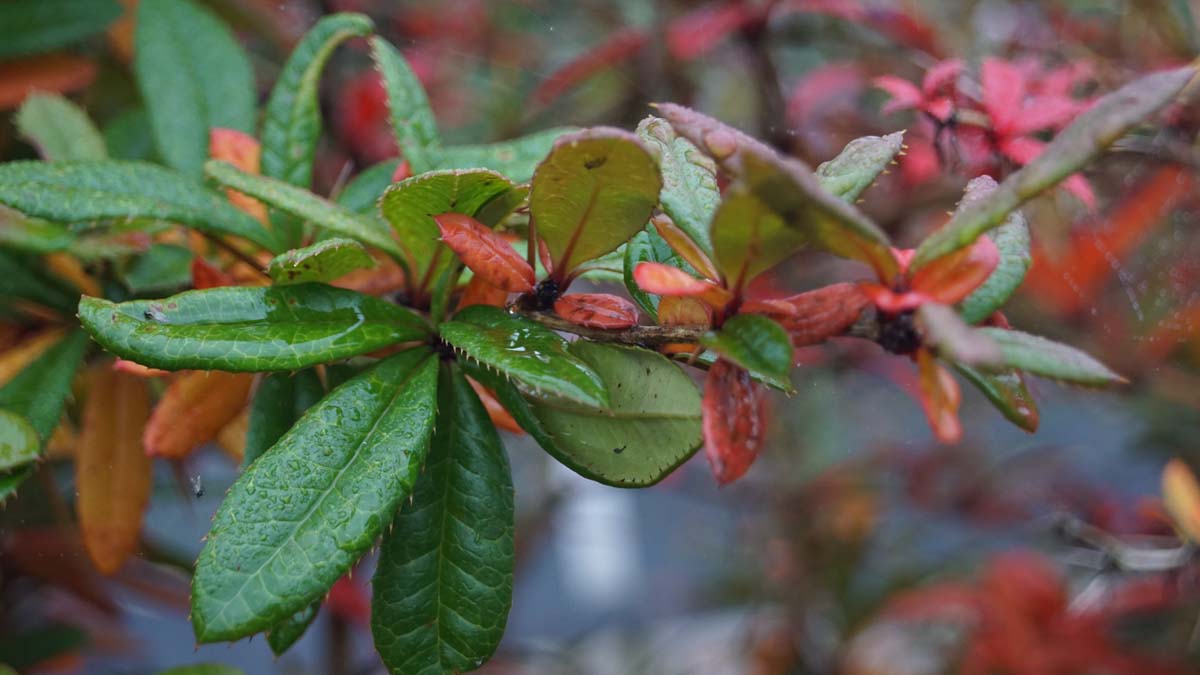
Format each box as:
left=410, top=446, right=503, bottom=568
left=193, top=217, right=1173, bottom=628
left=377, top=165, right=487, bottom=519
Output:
left=4, top=1, right=1200, bottom=673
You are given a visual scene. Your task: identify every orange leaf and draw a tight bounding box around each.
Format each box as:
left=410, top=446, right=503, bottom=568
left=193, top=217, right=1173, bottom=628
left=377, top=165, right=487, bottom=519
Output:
left=0, top=328, right=66, bottom=387
left=113, top=358, right=168, bottom=378
left=76, top=366, right=152, bottom=575
left=468, top=377, right=523, bottom=435
left=910, top=235, right=999, bottom=306
left=0, top=53, right=97, bottom=110
left=651, top=214, right=720, bottom=282
left=742, top=282, right=870, bottom=346
left=434, top=213, right=535, bottom=293
left=106, top=0, right=138, bottom=63
left=458, top=274, right=509, bottom=311
left=916, top=348, right=962, bottom=444
left=209, top=128, right=268, bottom=223
left=633, top=262, right=733, bottom=309
left=143, top=371, right=253, bottom=459
left=45, top=253, right=101, bottom=296
left=191, top=256, right=236, bottom=289
left=657, top=296, right=712, bottom=327
left=554, top=293, right=639, bottom=329
left=215, top=408, right=249, bottom=464
left=332, top=253, right=407, bottom=295
left=1163, top=458, right=1200, bottom=544
left=702, top=359, right=766, bottom=485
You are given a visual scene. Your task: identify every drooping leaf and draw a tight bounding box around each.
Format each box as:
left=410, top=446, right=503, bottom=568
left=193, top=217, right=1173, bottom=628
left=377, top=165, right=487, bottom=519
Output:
left=205, top=160, right=404, bottom=261
left=917, top=303, right=1003, bottom=368
left=0, top=330, right=89, bottom=440
left=120, top=243, right=193, bottom=294
left=815, top=131, right=905, bottom=202
left=911, top=65, right=1197, bottom=269
left=916, top=348, right=962, bottom=444
left=710, top=189, right=806, bottom=294
left=0, top=160, right=280, bottom=252
left=438, top=127, right=575, bottom=182
left=75, top=366, right=151, bottom=574
left=702, top=359, right=765, bottom=485
left=553, top=293, right=639, bottom=329
left=433, top=213, right=534, bottom=293
left=0, top=410, right=39, bottom=473
left=954, top=364, right=1039, bottom=433
left=79, top=284, right=429, bottom=372
left=0, top=0, right=121, bottom=59
left=740, top=282, right=870, bottom=347
left=955, top=177, right=1032, bottom=324
left=635, top=116, right=718, bottom=253
left=530, top=128, right=661, bottom=278
left=651, top=214, right=720, bottom=282
left=372, top=361, right=514, bottom=674
left=143, top=371, right=253, bottom=459
left=268, top=238, right=376, bottom=286
left=701, top=314, right=793, bottom=392
left=267, top=603, right=319, bottom=656
left=438, top=305, right=607, bottom=408
left=191, top=348, right=439, bottom=642
left=336, top=159, right=401, bottom=214
left=15, top=92, right=107, bottom=161
left=369, top=36, right=441, bottom=173
left=656, top=103, right=899, bottom=282
left=134, top=0, right=254, bottom=179
left=0, top=206, right=74, bottom=254
left=243, top=369, right=325, bottom=468
left=976, top=328, right=1126, bottom=387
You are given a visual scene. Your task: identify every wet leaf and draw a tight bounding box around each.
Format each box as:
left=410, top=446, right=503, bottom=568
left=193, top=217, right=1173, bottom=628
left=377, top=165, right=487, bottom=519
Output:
left=267, top=603, right=319, bottom=656
left=652, top=214, right=719, bottom=282
left=191, top=257, right=235, bottom=290
left=373, top=361, right=514, bottom=674
left=710, top=188, right=806, bottom=294
left=740, top=282, right=870, bottom=347
left=701, top=314, right=794, bottom=393
left=369, top=36, right=441, bottom=173
left=976, top=328, right=1126, bottom=387
left=336, top=159, right=401, bottom=214
left=702, top=359, right=765, bottom=485
left=954, top=364, right=1038, bottom=433
left=243, top=369, right=324, bottom=468
left=636, top=116, right=718, bottom=253
left=439, top=127, right=575, bottom=182
left=434, top=213, right=535, bottom=293
left=76, top=366, right=151, bottom=574
left=0, top=0, right=121, bottom=59
left=0, top=330, right=88, bottom=440
left=917, top=303, right=1003, bottom=368
left=439, top=305, right=607, bottom=408
left=15, top=92, right=107, bottom=160
left=79, top=284, right=430, bottom=372
left=143, top=371, right=252, bottom=459
left=955, top=177, right=1031, bottom=324
left=121, top=243, right=193, bottom=294
left=909, top=234, right=999, bottom=305
left=554, top=293, right=639, bottom=329
left=1163, top=459, right=1200, bottom=544
left=0, top=410, right=39, bottom=472
left=267, top=238, right=376, bottom=286
left=632, top=261, right=733, bottom=309
left=917, top=349, right=962, bottom=444
left=192, top=348, right=438, bottom=642
left=815, top=131, right=905, bottom=202
left=530, top=128, right=661, bottom=277
left=458, top=275, right=510, bottom=311
left=623, top=228, right=684, bottom=317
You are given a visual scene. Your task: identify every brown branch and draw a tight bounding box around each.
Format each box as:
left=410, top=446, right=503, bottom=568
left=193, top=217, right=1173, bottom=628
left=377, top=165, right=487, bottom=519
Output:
left=517, top=310, right=709, bottom=347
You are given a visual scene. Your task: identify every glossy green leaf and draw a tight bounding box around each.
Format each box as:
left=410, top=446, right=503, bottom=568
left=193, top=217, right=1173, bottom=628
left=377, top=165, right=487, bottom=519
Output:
left=636, top=116, right=718, bottom=254
left=912, top=65, right=1197, bottom=269
left=530, top=128, right=662, bottom=277
left=135, top=0, right=256, bottom=178
left=816, top=131, right=904, bottom=202
left=0, top=250, right=77, bottom=314
left=0, top=410, right=40, bottom=472
left=79, top=284, right=430, bottom=372
left=977, top=328, right=1126, bottom=387
left=370, top=36, right=441, bottom=173
left=337, top=159, right=401, bottom=214
left=267, top=603, right=319, bottom=656
left=700, top=314, right=793, bottom=393
left=0, top=0, right=120, bottom=59
left=372, top=361, right=514, bottom=674
left=656, top=103, right=898, bottom=282
left=955, top=177, right=1032, bottom=324
left=0, top=206, right=73, bottom=254
left=954, top=364, right=1039, bottom=433
left=192, top=348, right=438, bottom=642
left=917, top=303, right=1003, bottom=368
left=15, top=93, right=107, bottom=161
left=0, top=161, right=280, bottom=252
left=0, top=330, right=88, bottom=440
left=243, top=369, right=324, bottom=468
left=438, top=305, right=607, bottom=408
left=268, top=238, right=375, bottom=286
left=120, top=243, right=193, bottom=294
left=103, top=107, right=156, bottom=161
left=710, top=188, right=805, bottom=293
left=205, top=160, right=403, bottom=260
left=439, top=127, right=574, bottom=182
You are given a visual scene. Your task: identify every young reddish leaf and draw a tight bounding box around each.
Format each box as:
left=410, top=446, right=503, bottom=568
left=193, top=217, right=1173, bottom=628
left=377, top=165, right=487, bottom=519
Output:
left=191, top=256, right=236, bottom=290
left=910, top=235, right=999, bottom=305
left=982, top=58, right=1025, bottom=136
left=651, top=214, right=720, bottom=282
left=666, top=3, right=758, bottom=61
left=1163, top=459, right=1200, bottom=544
left=209, top=128, right=268, bottom=223
left=702, top=359, right=766, bottom=485
left=657, top=296, right=713, bottom=327
left=113, top=359, right=168, bottom=378
left=215, top=408, right=249, bottom=464
left=390, top=159, right=412, bottom=183
left=45, top=252, right=101, bottom=296
left=742, top=282, right=870, bottom=347
left=633, top=262, right=733, bottom=309
left=458, top=274, right=509, bottom=311
left=916, top=349, right=962, bottom=444
left=532, top=27, right=647, bottom=105
left=468, top=377, right=523, bottom=435
left=553, top=293, right=639, bottom=330
left=0, top=53, right=97, bottom=110
left=434, top=213, right=535, bottom=293
left=76, top=366, right=152, bottom=575
left=143, top=371, right=253, bottom=459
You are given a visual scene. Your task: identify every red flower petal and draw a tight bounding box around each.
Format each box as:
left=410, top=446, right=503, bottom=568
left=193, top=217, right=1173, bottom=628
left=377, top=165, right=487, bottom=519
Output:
left=553, top=293, right=639, bottom=329
left=702, top=359, right=766, bottom=485
left=434, top=213, right=535, bottom=293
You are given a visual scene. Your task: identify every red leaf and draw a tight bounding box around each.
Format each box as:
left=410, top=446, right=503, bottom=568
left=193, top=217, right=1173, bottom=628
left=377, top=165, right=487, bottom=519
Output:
left=209, top=128, right=267, bottom=223
left=633, top=262, right=734, bottom=309
left=702, top=359, right=766, bottom=485
left=910, top=234, right=999, bottom=305
left=434, top=213, right=535, bottom=293
left=0, top=53, right=97, bottom=110
left=982, top=58, right=1027, bottom=136
left=191, top=257, right=235, bottom=290
left=922, top=59, right=963, bottom=96
left=916, top=348, right=962, bottom=444
left=666, top=3, right=758, bottom=61
left=327, top=574, right=370, bottom=625
left=651, top=214, right=720, bottom=282
left=468, top=377, right=523, bottom=435
left=112, top=359, right=168, bottom=378
left=533, top=27, right=648, bottom=105
left=874, top=75, right=923, bottom=114
left=143, top=372, right=253, bottom=459
left=458, top=275, right=509, bottom=311
left=391, top=159, right=412, bottom=183
left=742, top=282, right=870, bottom=346
left=1010, top=95, right=1080, bottom=135
left=554, top=293, right=639, bottom=329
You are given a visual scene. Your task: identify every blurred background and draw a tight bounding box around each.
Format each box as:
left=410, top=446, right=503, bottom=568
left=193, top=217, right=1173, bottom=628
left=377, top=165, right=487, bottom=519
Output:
left=4, top=0, right=1200, bottom=673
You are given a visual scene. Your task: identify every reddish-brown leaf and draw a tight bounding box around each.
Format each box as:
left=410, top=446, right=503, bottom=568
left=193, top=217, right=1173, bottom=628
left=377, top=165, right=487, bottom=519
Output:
left=1163, top=458, right=1200, bottom=544
left=702, top=359, right=766, bottom=485
left=657, top=296, right=713, bottom=327
left=76, top=366, right=152, bottom=575
left=458, top=274, right=509, bottom=311
left=633, top=262, right=734, bottom=310
left=191, top=256, right=236, bottom=289
left=45, top=253, right=101, bottom=296
left=532, top=27, right=648, bottom=105
left=209, top=128, right=268, bottom=223
left=468, top=377, right=523, bottom=435
left=113, top=359, right=168, bottom=378
left=553, top=293, right=639, bottom=329
left=651, top=213, right=720, bottom=282
left=0, top=53, right=97, bottom=110
left=435, top=213, right=535, bottom=293
left=391, top=159, right=412, bottom=183
left=742, top=282, right=870, bottom=346
left=916, top=348, right=962, bottom=444
left=143, top=371, right=253, bottom=459
left=910, top=235, right=999, bottom=306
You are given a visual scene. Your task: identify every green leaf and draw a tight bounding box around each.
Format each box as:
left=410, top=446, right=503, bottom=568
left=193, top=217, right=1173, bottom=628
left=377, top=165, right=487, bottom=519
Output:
left=372, top=361, right=514, bottom=674
left=0, top=206, right=74, bottom=254
left=267, top=603, right=319, bottom=656
left=912, top=65, right=1197, bottom=270
left=0, top=250, right=78, bottom=314
left=153, top=665, right=246, bottom=675
left=636, top=116, right=718, bottom=254
left=0, top=160, right=280, bottom=252
left=439, top=127, right=575, bottom=183
left=0, top=411, right=40, bottom=473
left=710, top=188, right=805, bottom=293
left=954, top=364, right=1039, bottom=433
left=268, top=238, right=375, bottom=285
left=370, top=36, right=441, bottom=173
left=0, top=466, right=34, bottom=502
left=0, top=0, right=121, bottom=59
left=438, top=305, right=607, bottom=408
left=134, top=0, right=256, bottom=178
left=243, top=369, right=324, bottom=468
left=78, top=284, right=430, bottom=372
left=120, top=243, right=193, bottom=294
left=977, top=328, right=1126, bottom=387
left=955, top=177, right=1032, bottom=324
left=192, top=348, right=438, bottom=642
left=205, top=160, right=403, bottom=261
left=15, top=93, right=107, bottom=161
left=816, top=131, right=904, bottom=203
left=337, top=159, right=401, bottom=214
left=379, top=169, right=519, bottom=293
left=530, top=128, right=662, bottom=277
left=103, top=107, right=156, bottom=161
left=917, top=303, right=1003, bottom=368
left=0, top=330, right=88, bottom=440
left=655, top=103, right=898, bottom=282
left=700, top=314, right=793, bottom=392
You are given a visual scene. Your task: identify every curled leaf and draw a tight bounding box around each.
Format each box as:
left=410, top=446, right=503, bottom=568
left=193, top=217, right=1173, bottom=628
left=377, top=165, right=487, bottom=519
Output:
left=143, top=371, right=253, bottom=458
left=434, top=213, right=535, bottom=293
left=916, top=349, right=962, bottom=444
left=651, top=213, right=720, bottom=282
left=702, top=359, right=766, bottom=485
left=633, top=262, right=733, bottom=309
left=553, top=293, right=639, bottom=329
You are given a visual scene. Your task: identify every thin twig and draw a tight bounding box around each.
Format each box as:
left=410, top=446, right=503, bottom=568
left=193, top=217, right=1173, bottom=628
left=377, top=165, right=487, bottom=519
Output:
left=1052, top=512, right=1194, bottom=572
left=200, top=232, right=268, bottom=279
left=517, top=310, right=708, bottom=346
